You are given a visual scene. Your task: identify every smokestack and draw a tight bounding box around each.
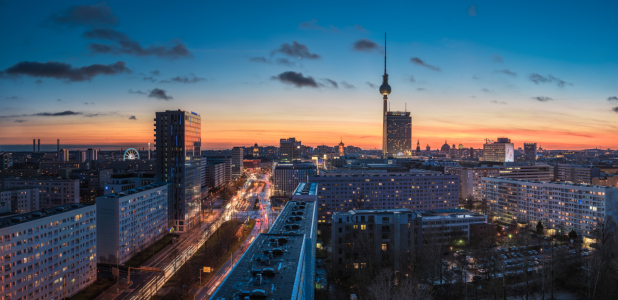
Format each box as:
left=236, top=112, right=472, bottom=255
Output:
left=33, top=139, right=36, bottom=153
left=57, top=139, right=59, bottom=152
left=38, top=139, right=40, bottom=153
left=148, top=142, right=151, bottom=159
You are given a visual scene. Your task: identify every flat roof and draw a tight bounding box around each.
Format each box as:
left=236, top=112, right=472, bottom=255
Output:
left=482, top=177, right=617, bottom=189
left=292, top=183, right=317, bottom=196
left=269, top=200, right=316, bottom=237
left=0, top=187, right=39, bottom=192
left=210, top=233, right=305, bottom=300
left=99, top=182, right=168, bottom=199
left=0, top=203, right=94, bottom=230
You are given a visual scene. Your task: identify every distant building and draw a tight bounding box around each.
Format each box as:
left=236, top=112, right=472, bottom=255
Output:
left=243, top=159, right=261, bottom=170
left=104, top=173, right=157, bottom=195
left=58, top=149, right=69, bottom=161
left=86, top=148, right=98, bottom=161
left=440, top=141, right=451, bottom=153
left=0, top=187, right=39, bottom=213
left=4, top=177, right=80, bottom=209
left=524, top=143, right=537, bottom=161
left=0, top=168, right=41, bottom=178
left=95, top=159, right=155, bottom=172
left=273, top=162, right=317, bottom=197
left=482, top=177, right=618, bottom=237
left=419, top=209, right=488, bottom=244
left=261, top=146, right=279, bottom=159
left=332, top=209, right=423, bottom=276
left=77, top=150, right=87, bottom=162
left=416, top=140, right=421, bottom=155
left=97, top=183, right=169, bottom=264
left=482, top=137, right=514, bottom=162
left=280, top=137, right=302, bottom=162
left=155, top=109, right=201, bottom=233
left=0, top=203, right=97, bottom=299
left=309, top=170, right=459, bottom=223
left=39, top=161, right=89, bottom=176
left=203, top=156, right=232, bottom=183
left=232, top=147, right=244, bottom=178
left=0, top=153, right=13, bottom=169
left=71, top=169, right=113, bottom=203
left=555, top=164, right=600, bottom=184
left=252, top=143, right=260, bottom=157
left=338, top=139, right=345, bottom=156
left=384, top=111, right=412, bottom=156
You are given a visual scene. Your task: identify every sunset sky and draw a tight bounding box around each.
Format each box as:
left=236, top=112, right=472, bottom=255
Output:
left=1, top=1, right=617, bottom=151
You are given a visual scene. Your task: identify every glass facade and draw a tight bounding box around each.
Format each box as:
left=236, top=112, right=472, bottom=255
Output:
left=385, top=112, right=411, bottom=156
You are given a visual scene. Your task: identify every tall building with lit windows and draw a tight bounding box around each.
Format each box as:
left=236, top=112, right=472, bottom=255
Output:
left=482, top=177, right=618, bottom=237
left=155, top=110, right=201, bottom=233
left=385, top=111, right=412, bottom=156
left=309, top=170, right=459, bottom=223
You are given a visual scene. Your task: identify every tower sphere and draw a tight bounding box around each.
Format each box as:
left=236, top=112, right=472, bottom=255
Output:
left=379, top=83, right=391, bottom=95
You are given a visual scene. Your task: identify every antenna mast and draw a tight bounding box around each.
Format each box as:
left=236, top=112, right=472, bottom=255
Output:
left=384, top=32, right=387, bottom=75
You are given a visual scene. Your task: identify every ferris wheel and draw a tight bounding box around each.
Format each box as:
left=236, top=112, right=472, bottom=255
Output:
left=123, top=148, right=140, bottom=161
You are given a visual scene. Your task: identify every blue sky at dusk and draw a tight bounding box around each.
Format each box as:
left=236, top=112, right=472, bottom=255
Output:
left=1, top=0, right=617, bottom=150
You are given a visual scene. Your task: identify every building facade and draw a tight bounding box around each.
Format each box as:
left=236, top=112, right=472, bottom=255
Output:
left=0, top=187, right=39, bottom=213
left=0, top=153, right=13, bottom=170
left=482, top=138, right=514, bottom=162
left=310, top=170, right=459, bottom=223
left=482, top=177, right=618, bottom=237
left=231, top=147, right=244, bottom=178
left=419, top=209, right=488, bottom=244
left=280, top=138, right=302, bottom=162
left=155, top=110, right=201, bottom=233
left=555, top=164, right=601, bottom=184
left=4, top=178, right=80, bottom=209
left=524, top=143, right=537, bottom=161
left=0, top=204, right=97, bottom=299
left=96, top=183, right=169, bottom=264
left=384, top=111, right=412, bottom=156
left=272, top=162, right=317, bottom=197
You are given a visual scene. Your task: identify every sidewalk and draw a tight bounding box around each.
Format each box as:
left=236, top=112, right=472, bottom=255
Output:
left=194, top=222, right=261, bottom=299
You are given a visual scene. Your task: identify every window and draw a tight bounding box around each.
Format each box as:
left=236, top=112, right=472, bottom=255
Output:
left=382, top=243, right=388, bottom=251
left=360, top=225, right=367, bottom=230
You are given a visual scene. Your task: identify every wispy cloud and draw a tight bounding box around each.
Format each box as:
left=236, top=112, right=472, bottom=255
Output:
left=160, top=73, right=206, bottom=84
left=14, top=119, right=27, bottom=123
left=83, top=28, right=191, bottom=59
left=468, top=5, right=477, bottom=17
left=490, top=100, right=507, bottom=105
left=531, top=96, right=555, bottom=102
left=271, top=41, right=319, bottom=59
left=128, top=89, right=146, bottom=95
left=49, top=2, right=118, bottom=26
left=529, top=73, right=572, bottom=87
left=353, top=39, right=381, bottom=53
left=494, top=69, right=517, bottom=77
left=271, top=71, right=319, bottom=88
left=365, top=82, right=376, bottom=89
left=612, top=107, right=618, bottom=113
left=410, top=57, right=440, bottom=71
left=129, top=115, right=137, bottom=120
left=607, top=96, right=618, bottom=101
left=341, top=81, right=355, bottom=89
left=492, top=54, right=503, bottom=63
left=298, top=19, right=339, bottom=32
left=148, top=88, right=173, bottom=100
left=2, top=61, right=130, bottom=82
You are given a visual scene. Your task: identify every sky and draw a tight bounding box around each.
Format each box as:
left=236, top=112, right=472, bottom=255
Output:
left=1, top=0, right=617, bottom=151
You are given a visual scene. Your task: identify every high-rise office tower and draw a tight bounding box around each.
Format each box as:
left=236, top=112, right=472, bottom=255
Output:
left=86, top=148, right=98, bottom=161
left=482, top=137, right=514, bottom=162
left=155, top=109, right=201, bottom=233
left=33, top=139, right=35, bottom=152
left=280, top=137, right=301, bottom=162
left=524, top=143, right=537, bottom=161
left=380, top=34, right=411, bottom=157
left=58, top=148, right=69, bottom=161
left=231, top=147, right=243, bottom=178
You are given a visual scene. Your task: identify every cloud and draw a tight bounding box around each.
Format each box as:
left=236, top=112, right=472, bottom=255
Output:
left=528, top=73, right=573, bottom=87
left=271, top=41, right=319, bottom=59
left=468, top=5, right=477, bottom=16
left=5, top=96, right=19, bottom=100
left=298, top=19, right=338, bottom=32
left=83, top=102, right=94, bottom=105
left=143, top=76, right=156, bottom=82
left=410, top=57, right=441, bottom=71
left=249, top=56, right=297, bottom=66
left=148, top=88, right=173, bottom=100
left=531, top=96, right=555, bottom=102
left=128, top=89, right=146, bottom=95
left=275, top=58, right=296, bottom=67
left=322, top=79, right=338, bottom=88
left=150, top=70, right=160, bottom=76
left=56, top=99, right=64, bottom=102
left=607, top=96, right=618, bottom=101
left=490, top=100, right=507, bottom=105
left=492, top=54, right=503, bottom=63
left=2, top=61, right=130, bottom=82
left=365, top=82, right=376, bottom=88
left=481, top=88, right=492, bottom=93
left=14, top=119, right=27, bottom=123
left=36, top=111, right=82, bottom=116
left=271, top=71, right=318, bottom=88
left=50, top=2, right=118, bottom=26
left=417, top=88, right=426, bottom=91
left=613, top=107, right=618, bottom=113
left=250, top=56, right=268, bottom=63
left=341, top=81, right=355, bottom=89
left=129, top=115, right=137, bottom=120
left=409, top=75, right=416, bottom=82
left=84, top=28, right=191, bottom=59
left=353, top=39, right=381, bottom=53
left=495, top=69, right=517, bottom=76
left=161, top=74, right=206, bottom=84
left=354, top=24, right=367, bottom=32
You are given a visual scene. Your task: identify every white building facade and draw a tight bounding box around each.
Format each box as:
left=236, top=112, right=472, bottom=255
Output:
left=0, top=204, right=97, bottom=300
left=96, top=183, right=169, bottom=264
left=0, top=187, right=39, bottom=213
left=482, top=177, right=618, bottom=237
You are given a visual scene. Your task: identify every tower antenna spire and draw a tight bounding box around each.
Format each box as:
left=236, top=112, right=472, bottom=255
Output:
left=384, top=32, right=387, bottom=75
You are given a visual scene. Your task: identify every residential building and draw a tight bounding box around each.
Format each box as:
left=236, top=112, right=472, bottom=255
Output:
left=4, top=177, right=80, bottom=209
left=280, top=138, right=302, bottom=162
left=272, top=162, right=317, bottom=197
left=58, top=149, right=69, bottom=162
left=419, top=209, right=488, bottom=244
left=96, top=182, right=169, bottom=264
left=332, top=209, right=423, bottom=276
left=482, top=177, right=618, bottom=237
left=71, top=169, right=113, bottom=203
left=201, top=159, right=227, bottom=189
left=262, top=146, right=279, bottom=159
left=555, top=164, right=601, bottom=184
left=0, top=168, right=41, bottom=178
left=482, top=137, right=514, bottom=162
left=232, top=147, right=243, bottom=178
left=77, top=150, right=87, bottom=162
left=310, top=170, right=459, bottom=223
left=212, top=199, right=317, bottom=300
left=0, top=203, right=97, bottom=299
left=0, top=153, right=13, bottom=169
left=384, top=111, right=412, bottom=156
left=0, top=187, right=39, bottom=213
left=292, top=182, right=318, bottom=203
left=524, top=143, right=537, bottom=161
left=39, top=161, right=89, bottom=177
left=103, top=173, right=157, bottom=195
left=155, top=109, right=201, bottom=233
left=202, top=156, right=232, bottom=184
left=86, top=148, right=98, bottom=161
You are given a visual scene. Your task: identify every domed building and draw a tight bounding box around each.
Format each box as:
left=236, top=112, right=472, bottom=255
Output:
left=441, top=140, right=451, bottom=153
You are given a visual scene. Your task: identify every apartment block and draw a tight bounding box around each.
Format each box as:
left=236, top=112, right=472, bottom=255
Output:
left=555, top=164, right=601, bottom=184
left=273, top=162, right=317, bottom=197
left=0, top=187, right=39, bottom=213
left=4, top=178, right=80, bottom=209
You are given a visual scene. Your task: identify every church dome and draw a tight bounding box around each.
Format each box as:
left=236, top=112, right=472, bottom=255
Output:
left=441, top=141, right=451, bottom=153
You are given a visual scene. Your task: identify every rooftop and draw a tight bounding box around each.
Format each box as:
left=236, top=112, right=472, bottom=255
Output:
left=483, top=177, right=617, bottom=189
left=292, top=183, right=317, bottom=196
left=99, top=182, right=168, bottom=199
left=0, top=203, right=94, bottom=230
left=0, top=187, right=39, bottom=192
left=269, top=200, right=316, bottom=237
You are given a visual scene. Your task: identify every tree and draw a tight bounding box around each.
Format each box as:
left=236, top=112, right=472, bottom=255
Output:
left=568, top=230, right=578, bottom=241
left=536, top=221, right=544, bottom=235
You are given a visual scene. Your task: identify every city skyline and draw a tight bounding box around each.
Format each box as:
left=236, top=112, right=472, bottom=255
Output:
left=2, top=1, right=618, bottom=150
